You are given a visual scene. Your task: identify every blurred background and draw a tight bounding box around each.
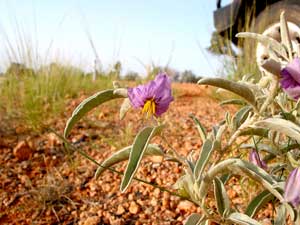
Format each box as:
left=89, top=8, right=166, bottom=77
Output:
left=0, top=0, right=232, bottom=78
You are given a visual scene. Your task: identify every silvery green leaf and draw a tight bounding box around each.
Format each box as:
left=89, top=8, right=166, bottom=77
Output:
left=212, top=125, right=219, bottom=139
left=173, top=173, right=195, bottom=200
left=213, top=177, right=230, bottom=217
left=184, top=213, right=203, bottom=225
left=280, top=143, right=300, bottom=154
left=95, top=144, right=164, bottom=178
left=220, top=174, right=232, bottom=184
left=232, top=160, right=283, bottom=201
left=194, top=140, right=220, bottom=181
left=255, top=118, right=300, bottom=142
left=220, top=99, right=247, bottom=106
left=120, top=125, right=163, bottom=192
left=274, top=204, right=286, bottom=225
left=197, top=78, right=256, bottom=107
left=232, top=106, right=252, bottom=131
left=119, top=98, right=131, bottom=120
left=216, top=124, right=227, bottom=142
left=240, top=143, right=279, bottom=155
left=238, top=127, right=269, bottom=138
left=287, top=152, right=300, bottom=167
left=190, top=114, right=207, bottom=142
left=186, top=159, right=195, bottom=173
left=227, top=212, right=262, bottom=225
left=280, top=12, right=293, bottom=60
left=64, top=89, right=123, bottom=137
left=285, top=202, right=296, bottom=222
left=225, top=112, right=232, bottom=127
left=236, top=32, right=288, bottom=60
left=245, top=190, right=274, bottom=217
left=270, top=163, right=287, bottom=176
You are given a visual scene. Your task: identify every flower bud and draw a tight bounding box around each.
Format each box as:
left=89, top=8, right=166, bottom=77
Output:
left=249, top=149, right=267, bottom=169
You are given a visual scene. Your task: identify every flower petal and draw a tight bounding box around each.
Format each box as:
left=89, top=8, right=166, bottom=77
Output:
left=283, top=86, right=300, bottom=100
left=128, top=86, right=147, bottom=108
left=284, top=168, right=300, bottom=207
left=127, top=72, right=173, bottom=117
left=284, top=58, right=300, bottom=84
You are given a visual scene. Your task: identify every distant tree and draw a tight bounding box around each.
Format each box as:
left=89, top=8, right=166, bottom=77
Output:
left=5, top=62, right=35, bottom=78
left=180, top=70, right=198, bottom=83
left=123, top=71, right=140, bottom=81
left=108, top=61, right=122, bottom=80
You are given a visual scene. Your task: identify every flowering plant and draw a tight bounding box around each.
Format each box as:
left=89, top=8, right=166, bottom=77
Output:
left=63, top=12, right=300, bottom=224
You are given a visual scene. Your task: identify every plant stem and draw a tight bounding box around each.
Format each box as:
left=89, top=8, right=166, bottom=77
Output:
left=259, top=77, right=279, bottom=114
left=49, top=128, right=198, bottom=205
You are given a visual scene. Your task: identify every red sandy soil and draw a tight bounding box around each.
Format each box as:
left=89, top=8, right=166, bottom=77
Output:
left=0, top=83, right=273, bottom=225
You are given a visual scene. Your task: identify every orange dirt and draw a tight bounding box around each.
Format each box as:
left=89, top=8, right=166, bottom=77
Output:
left=0, top=83, right=273, bottom=225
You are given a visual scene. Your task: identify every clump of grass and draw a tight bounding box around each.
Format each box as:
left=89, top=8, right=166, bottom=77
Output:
left=0, top=63, right=112, bottom=131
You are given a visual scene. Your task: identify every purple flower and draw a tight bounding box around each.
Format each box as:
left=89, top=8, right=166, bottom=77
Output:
left=284, top=168, right=300, bottom=207
left=280, top=58, right=300, bottom=99
left=128, top=73, right=173, bottom=117
left=249, top=149, right=267, bottom=169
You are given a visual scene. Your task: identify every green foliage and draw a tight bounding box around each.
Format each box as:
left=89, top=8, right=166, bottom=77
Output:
left=120, top=125, right=163, bottom=192
left=213, top=177, right=230, bottom=217
left=94, top=144, right=164, bottom=178
left=197, top=77, right=256, bottom=107
left=245, top=190, right=275, bottom=217
left=0, top=63, right=112, bottom=130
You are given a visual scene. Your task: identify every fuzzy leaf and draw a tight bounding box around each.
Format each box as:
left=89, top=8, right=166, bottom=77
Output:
left=194, top=140, right=218, bottom=180
left=190, top=115, right=207, bottom=142
left=274, top=204, right=286, bottom=225
left=120, top=125, right=163, bottom=192
left=119, top=98, right=132, bottom=120
left=184, top=213, right=203, bottom=225
left=227, top=212, right=262, bottom=225
left=240, top=143, right=279, bottom=155
left=245, top=190, right=274, bottom=217
left=236, top=32, right=288, bottom=60
left=285, top=203, right=296, bottom=222
left=220, top=174, right=232, bottom=184
left=95, top=144, right=164, bottom=178
left=198, top=78, right=256, bottom=107
left=220, top=99, right=246, bottom=106
left=213, top=177, right=230, bottom=217
left=173, top=174, right=195, bottom=200
left=232, top=106, right=252, bottom=131
left=232, top=160, right=283, bottom=201
left=64, top=89, right=123, bottom=137
left=238, top=127, right=269, bottom=138
left=255, top=118, right=300, bottom=143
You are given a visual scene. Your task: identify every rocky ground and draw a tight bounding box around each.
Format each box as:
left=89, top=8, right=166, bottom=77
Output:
left=0, top=83, right=273, bottom=225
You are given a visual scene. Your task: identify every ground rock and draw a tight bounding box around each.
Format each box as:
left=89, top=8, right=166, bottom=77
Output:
left=13, top=140, right=33, bottom=161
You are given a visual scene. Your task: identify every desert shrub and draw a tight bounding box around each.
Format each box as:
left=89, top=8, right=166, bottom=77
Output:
left=63, top=14, right=300, bottom=224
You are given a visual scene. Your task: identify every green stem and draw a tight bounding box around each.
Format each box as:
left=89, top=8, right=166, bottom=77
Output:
left=48, top=128, right=197, bottom=205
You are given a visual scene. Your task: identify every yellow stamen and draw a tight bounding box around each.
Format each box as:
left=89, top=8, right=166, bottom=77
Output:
left=142, top=99, right=156, bottom=117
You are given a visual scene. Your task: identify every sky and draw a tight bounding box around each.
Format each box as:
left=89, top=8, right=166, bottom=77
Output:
left=0, top=0, right=233, bottom=77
